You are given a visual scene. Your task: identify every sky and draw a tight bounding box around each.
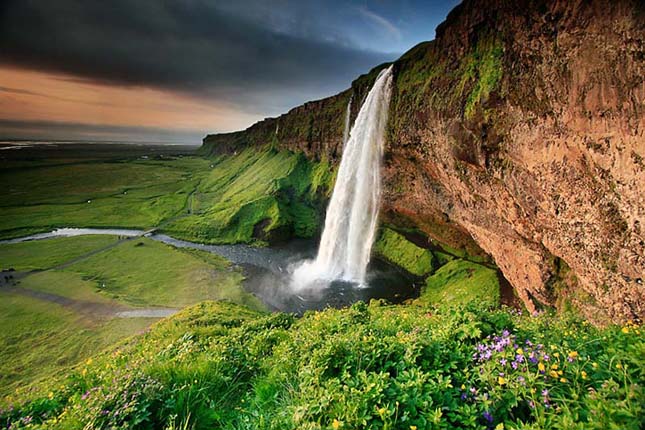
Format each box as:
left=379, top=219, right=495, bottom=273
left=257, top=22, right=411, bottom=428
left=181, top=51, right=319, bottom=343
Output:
left=0, top=0, right=460, bottom=144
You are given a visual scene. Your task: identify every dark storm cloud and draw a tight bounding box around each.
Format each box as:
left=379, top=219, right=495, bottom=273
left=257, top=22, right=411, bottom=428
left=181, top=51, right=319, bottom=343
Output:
left=0, top=0, right=397, bottom=114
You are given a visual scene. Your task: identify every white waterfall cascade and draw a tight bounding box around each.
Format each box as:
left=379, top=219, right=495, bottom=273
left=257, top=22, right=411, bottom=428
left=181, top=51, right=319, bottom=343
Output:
left=291, top=65, right=393, bottom=289
left=343, top=95, right=352, bottom=146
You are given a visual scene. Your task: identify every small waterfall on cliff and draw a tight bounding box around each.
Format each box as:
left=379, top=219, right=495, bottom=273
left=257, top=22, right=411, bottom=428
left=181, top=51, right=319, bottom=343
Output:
left=343, top=96, right=352, bottom=146
left=292, top=65, right=393, bottom=289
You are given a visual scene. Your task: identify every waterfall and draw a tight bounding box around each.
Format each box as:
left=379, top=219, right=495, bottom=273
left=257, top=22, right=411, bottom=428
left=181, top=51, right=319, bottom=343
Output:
left=343, top=95, right=352, bottom=146
left=292, top=65, right=393, bottom=289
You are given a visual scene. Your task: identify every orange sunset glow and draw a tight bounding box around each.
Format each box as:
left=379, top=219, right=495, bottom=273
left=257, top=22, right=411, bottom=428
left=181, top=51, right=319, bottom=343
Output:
left=0, top=66, right=260, bottom=141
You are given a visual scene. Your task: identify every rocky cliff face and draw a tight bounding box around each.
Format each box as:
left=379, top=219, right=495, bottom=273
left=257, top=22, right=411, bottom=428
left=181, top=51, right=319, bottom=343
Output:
left=201, top=0, right=644, bottom=324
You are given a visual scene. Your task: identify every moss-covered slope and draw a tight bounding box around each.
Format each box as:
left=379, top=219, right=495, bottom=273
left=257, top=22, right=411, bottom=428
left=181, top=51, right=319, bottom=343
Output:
left=163, top=147, right=335, bottom=244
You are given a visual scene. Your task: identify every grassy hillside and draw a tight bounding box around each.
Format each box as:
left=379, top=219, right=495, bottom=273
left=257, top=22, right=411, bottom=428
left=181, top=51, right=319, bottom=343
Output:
left=0, top=235, right=262, bottom=398
left=2, top=300, right=641, bottom=430
left=163, top=147, right=335, bottom=244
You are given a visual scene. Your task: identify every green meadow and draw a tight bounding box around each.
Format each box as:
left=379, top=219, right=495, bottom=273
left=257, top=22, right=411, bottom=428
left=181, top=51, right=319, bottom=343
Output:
left=0, top=233, right=261, bottom=398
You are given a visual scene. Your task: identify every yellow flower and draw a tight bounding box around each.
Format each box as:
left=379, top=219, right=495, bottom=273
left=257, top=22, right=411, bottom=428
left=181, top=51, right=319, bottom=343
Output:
left=568, top=351, right=578, bottom=358
left=461, top=384, right=466, bottom=390
left=495, top=424, right=505, bottom=430
left=516, top=348, right=524, bottom=355
left=538, top=362, right=546, bottom=372
left=498, top=376, right=507, bottom=385
left=558, top=370, right=563, bottom=376
left=592, top=362, right=598, bottom=369
left=332, top=419, right=341, bottom=430
left=378, top=407, right=387, bottom=416
left=621, top=327, right=629, bottom=334
left=81, top=368, right=87, bottom=377
left=48, top=392, right=54, bottom=400
left=560, top=377, right=568, bottom=383
left=530, top=388, right=536, bottom=394
left=549, top=344, right=556, bottom=350
left=410, top=426, right=418, bottom=430
left=553, top=352, right=560, bottom=358
left=86, top=358, right=93, bottom=365
left=549, top=370, right=559, bottom=378
left=581, top=371, right=588, bottom=380
left=616, top=363, right=623, bottom=369
left=551, top=364, right=559, bottom=370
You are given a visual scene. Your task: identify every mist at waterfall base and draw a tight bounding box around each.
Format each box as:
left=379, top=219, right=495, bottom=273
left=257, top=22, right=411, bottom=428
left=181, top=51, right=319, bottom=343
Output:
left=289, top=65, right=394, bottom=297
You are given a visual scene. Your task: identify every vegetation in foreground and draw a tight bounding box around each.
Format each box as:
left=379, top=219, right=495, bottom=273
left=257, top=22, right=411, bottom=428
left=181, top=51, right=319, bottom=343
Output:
left=0, top=235, right=261, bottom=397
left=1, top=299, right=642, bottom=430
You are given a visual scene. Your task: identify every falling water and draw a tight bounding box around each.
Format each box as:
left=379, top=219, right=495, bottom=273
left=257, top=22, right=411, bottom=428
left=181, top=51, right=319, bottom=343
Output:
left=292, top=65, right=393, bottom=289
left=343, top=95, right=353, bottom=146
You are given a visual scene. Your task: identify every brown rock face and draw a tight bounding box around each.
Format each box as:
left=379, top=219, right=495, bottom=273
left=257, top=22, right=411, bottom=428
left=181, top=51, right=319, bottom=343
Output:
left=202, top=0, right=644, bottom=324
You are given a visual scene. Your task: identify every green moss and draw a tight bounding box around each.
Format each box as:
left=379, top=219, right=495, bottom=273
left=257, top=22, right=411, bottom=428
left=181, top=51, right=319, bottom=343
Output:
left=373, top=228, right=436, bottom=276
left=456, top=37, right=504, bottom=119
left=418, top=260, right=500, bottom=307
left=164, top=147, right=334, bottom=244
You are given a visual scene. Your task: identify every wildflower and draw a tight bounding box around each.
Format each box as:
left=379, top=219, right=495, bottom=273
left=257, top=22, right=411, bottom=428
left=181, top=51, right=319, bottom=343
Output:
left=592, top=362, right=598, bottom=369
left=538, top=362, right=546, bottom=372
left=542, top=389, right=549, bottom=397
left=461, top=384, right=466, bottom=390
left=581, top=371, right=588, bottom=380
left=48, top=392, right=54, bottom=400
left=81, top=368, right=87, bottom=377
left=332, top=419, right=341, bottom=429
left=86, top=358, right=93, bottom=365
left=516, top=348, right=524, bottom=355
left=498, top=376, right=507, bottom=385
left=410, top=427, right=417, bottom=430
left=616, top=363, right=623, bottom=369
left=560, top=377, right=568, bottom=383
left=517, top=376, right=525, bottom=384
left=496, top=424, right=505, bottom=430
left=543, top=354, right=550, bottom=361
left=511, top=361, right=518, bottom=370
left=378, top=407, right=387, bottom=416
left=551, top=363, right=559, bottom=370
left=549, top=370, right=559, bottom=378
left=568, top=351, right=579, bottom=359
left=499, top=358, right=507, bottom=366
left=483, top=411, right=493, bottom=423
left=553, top=352, right=560, bottom=358
left=621, top=327, right=629, bottom=334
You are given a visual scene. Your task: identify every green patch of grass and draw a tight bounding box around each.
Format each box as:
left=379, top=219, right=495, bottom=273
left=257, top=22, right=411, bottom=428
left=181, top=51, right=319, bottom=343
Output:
left=5, top=301, right=642, bottom=430
left=0, top=293, right=154, bottom=398
left=418, top=259, right=501, bottom=307
left=66, top=238, right=263, bottom=310
left=0, top=235, right=118, bottom=271
left=373, top=228, right=436, bottom=276
left=0, top=158, right=211, bottom=239
left=164, top=147, right=333, bottom=244
left=18, top=271, right=115, bottom=304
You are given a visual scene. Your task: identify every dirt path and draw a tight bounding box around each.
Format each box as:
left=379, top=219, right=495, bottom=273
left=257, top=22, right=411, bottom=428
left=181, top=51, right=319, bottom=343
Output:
left=2, top=286, right=178, bottom=320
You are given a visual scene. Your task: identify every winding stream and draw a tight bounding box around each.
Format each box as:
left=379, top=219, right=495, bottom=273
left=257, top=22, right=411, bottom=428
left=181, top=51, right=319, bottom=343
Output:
left=1, top=228, right=419, bottom=313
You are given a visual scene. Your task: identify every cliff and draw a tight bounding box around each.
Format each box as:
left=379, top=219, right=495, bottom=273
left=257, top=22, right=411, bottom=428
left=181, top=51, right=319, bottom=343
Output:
left=201, top=0, right=645, bottom=324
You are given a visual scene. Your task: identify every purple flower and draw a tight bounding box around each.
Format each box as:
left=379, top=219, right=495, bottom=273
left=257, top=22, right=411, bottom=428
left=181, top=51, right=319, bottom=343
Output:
left=542, top=389, right=549, bottom=397
left=517, top=376, right=525, bottom=384
left=502, top=330, right=510, bottom=337
left=461, top=393, right=468, bottom=400
left=525, top=340, right=533, bottom=346
left=470, top=387, right=477, bottom=394
left=529, top=355, right=538, bottom=364
left=528, top=400, right=535, bottom=409
left=543, top=354, right=550, bottom=361
left=483, top=411, right=493, bottom=423
left=567, top=356, right=574, bottom=362
left=511, top=361, right=518, bottom=370
left=499, top=358, right=507, bottom=366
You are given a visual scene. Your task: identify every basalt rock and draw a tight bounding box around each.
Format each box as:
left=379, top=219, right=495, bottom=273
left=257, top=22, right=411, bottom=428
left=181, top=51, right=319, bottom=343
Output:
left=201, top=0, right=644, bottom=324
